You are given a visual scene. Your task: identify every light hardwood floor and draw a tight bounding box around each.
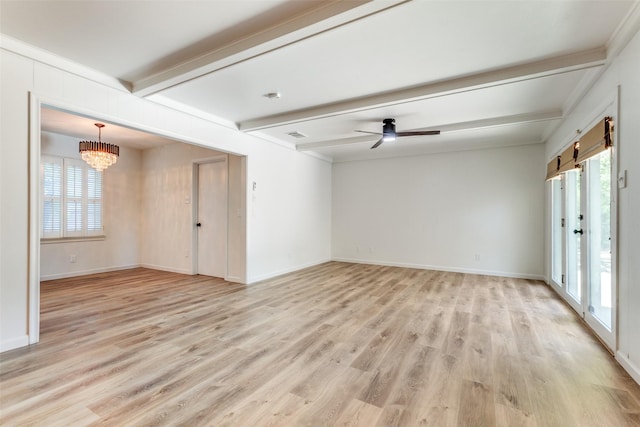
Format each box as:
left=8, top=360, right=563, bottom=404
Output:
left=1, top=263, right=639, bottom=426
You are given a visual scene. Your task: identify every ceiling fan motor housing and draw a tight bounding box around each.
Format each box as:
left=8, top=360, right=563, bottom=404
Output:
left=382, top=118, right=396, bottom=140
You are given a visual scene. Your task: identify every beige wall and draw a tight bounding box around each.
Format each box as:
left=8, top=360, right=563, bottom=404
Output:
left=139, top=143, right=228, bottom=275
left=40, top=131, right=142, bottom=280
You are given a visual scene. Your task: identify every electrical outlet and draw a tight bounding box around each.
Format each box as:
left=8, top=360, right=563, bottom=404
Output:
left=69, top=254, right=77, bottom=263
left=474, top=254, right=480, bottom=262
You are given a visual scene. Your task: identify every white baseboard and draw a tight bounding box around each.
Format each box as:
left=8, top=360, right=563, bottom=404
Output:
left=225, top=275, right=246, bottom=284
left=616, top=351, right=640, bottom=386
left=1, top=335, right=29, bottom=353
left=40, top=264, right=140, bottom=281
left=247, top=258, right=332, bottom=284
left=139, top=263, right=192, bottom=275
left=331, top=257, right=546, bottom=281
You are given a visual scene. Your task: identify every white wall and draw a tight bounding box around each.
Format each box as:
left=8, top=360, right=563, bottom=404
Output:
left=546, top=28, right=640, bottom=383
left=332, top=143, right=545, bottom=279
left=228, top=155, right=247, bottom=283
left=0, top=51, right=31, bottom=351
left=0, top=47, right=332, bottom=351
left=40, top=132, right=141, bottom=280
left=246, top=141, right=332, bottom=282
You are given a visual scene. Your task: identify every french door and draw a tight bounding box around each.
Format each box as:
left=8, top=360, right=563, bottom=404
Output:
left=565, top=169, right=582, bottom=307
left=550, top=149, right=615, bottom=350
left=583, top=150, right=614, bottom=346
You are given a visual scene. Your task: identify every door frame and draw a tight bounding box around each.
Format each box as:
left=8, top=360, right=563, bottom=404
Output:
left=191, top=156, right=228, bottom=277
left=547, top=90, right=619, bottom=352
left=28, top=93, right=248, bottom=346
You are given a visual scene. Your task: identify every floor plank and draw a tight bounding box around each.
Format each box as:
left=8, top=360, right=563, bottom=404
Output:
left=1, top=263, right=640, bottom=426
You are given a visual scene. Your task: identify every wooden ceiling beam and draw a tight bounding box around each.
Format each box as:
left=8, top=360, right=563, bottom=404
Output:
left=242, top=48, right=605, bottom=132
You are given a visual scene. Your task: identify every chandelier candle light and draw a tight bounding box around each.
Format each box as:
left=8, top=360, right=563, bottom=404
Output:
left=79, top=123, right=119, bottom=172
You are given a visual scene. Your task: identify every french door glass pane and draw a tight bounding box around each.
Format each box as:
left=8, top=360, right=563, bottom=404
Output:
left=587, top=150, right=612, bottom=329
left=551, top=178, right=563, bottom=285
left=565, top=169, right=581, bottom=302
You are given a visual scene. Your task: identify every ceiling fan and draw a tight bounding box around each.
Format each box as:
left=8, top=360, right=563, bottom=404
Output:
left=356, top=118, right=440, bottom=149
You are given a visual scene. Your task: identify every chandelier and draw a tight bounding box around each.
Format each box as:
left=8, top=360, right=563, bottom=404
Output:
left=79, top=123, right=119, bottom=172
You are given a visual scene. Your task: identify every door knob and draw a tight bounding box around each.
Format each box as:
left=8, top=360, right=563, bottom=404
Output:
left=196, top=222, right=201, bottom=227
left=573, top=228, right=583, bottom=235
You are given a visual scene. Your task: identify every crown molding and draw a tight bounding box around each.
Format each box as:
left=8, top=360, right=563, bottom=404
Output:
left=607, top=0, right=640, bottom=60
left=0, top=35, right=130, bottom=92
left=559, top=1, right=640, bottom=118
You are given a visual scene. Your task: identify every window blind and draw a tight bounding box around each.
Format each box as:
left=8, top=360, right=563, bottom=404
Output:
left=87, top=168, right=102, bottom=232
left=41, top=157, right=63, bottom=238
left=40, top=156, right=103, bottom=239
left=66, top=162, right=84, bottom=236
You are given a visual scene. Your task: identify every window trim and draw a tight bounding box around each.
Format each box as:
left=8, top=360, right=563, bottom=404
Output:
left=40, top=235, right=106, bottom=244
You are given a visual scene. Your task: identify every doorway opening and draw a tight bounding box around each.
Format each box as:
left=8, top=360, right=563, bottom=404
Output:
left=29, top=99, right=247, bottom=344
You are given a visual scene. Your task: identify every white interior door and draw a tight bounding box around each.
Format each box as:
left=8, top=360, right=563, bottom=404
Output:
left=197, top=160, right=227, bottom=278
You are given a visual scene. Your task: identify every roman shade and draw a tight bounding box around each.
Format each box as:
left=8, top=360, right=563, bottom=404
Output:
left=558, top=141, right=580, bottom=173
left=576, top=117, right=613, bottom=164
left=546, top=141, right=579, bottom=181
left=546, top=156, right=561, bottom=180
left=545, top=117, right=614, bottom=181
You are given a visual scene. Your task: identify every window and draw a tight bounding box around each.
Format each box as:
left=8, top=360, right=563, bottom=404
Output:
left=41, top=156, right=103, bottom=239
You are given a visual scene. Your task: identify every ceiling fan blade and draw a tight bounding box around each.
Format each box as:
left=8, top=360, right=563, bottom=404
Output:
left=396, top=130, right=441, bottom=137
left=371, top=137, right=384, bottom=149
left=355, top=130, right=382, bottom=135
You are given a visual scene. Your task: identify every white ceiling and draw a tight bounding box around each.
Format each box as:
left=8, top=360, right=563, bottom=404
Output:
left=40, top=108, right=179, bottom=151
left=2, top=0, right=638, bottom=161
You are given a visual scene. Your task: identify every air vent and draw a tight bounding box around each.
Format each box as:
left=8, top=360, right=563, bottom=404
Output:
left=287, top=131, right=307, bottom=139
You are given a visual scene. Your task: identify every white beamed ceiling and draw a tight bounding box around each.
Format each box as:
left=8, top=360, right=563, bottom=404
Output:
left=1, top=0, right=637, bottom=161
